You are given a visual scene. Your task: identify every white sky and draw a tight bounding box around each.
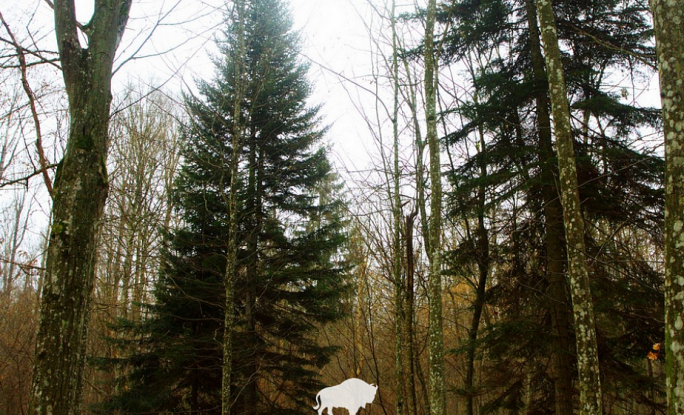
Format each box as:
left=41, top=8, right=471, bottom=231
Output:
left=1, top=0, right=385, bottom=167
left=0, top=0, right=394, bottom=265
left=0, top=0, right=664, bottom=274
left=105, top=0, right=384, bottom=173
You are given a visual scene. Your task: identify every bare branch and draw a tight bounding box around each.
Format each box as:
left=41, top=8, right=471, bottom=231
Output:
left=0, top=37, right=61, bottom=70
left=0, top=163, right=59, bottom=190
left=0, top=11, right=54, bottom=198
left=0, top=255, right=46, bottom=273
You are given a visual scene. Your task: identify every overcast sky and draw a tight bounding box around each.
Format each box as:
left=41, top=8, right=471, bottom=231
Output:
left=0, top=0, right=419, bottom=181
left=104, top=0, right=383, bottom=173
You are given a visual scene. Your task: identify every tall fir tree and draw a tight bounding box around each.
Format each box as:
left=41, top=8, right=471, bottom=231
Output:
left=94, top=1, right=348, bottom=414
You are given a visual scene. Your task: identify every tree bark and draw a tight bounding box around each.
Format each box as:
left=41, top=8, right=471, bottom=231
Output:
left=524, top=0, right=575, bottom=413
left=649, top=1, right=684, bottom=414
left=223, top=2, right=247, bottom=415
left=29, top=1, right=131, bottom=414
left=391, top=2, right=406, bottom=415
left=535, top=0, right=603, bottom=414
left=465, top=127, right=489, bottom=415
left=405, top=211, right=418, bottom=415
left=424, top=2, right=446, bottom=415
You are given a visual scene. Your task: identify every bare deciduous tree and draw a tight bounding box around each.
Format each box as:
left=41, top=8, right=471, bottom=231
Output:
left=29, top=1, right=133, bottom=414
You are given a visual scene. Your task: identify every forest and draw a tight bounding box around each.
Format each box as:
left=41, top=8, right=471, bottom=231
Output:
left=0, top=0, right=683, bottom=414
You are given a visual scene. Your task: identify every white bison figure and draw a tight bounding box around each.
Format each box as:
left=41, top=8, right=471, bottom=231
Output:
left=313, top=378, right=378, bottom=415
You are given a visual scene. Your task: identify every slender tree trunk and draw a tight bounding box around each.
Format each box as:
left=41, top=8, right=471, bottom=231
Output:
left=354, top=258, right=367, bottom=377
left=405, top=211, right=418, bottom=415
left=29, top=2, right=132, bottom=414
left=398, top=51, right=429, bottom=256
left=390, top=2, right=405, bottom=415
left=223, top=2, right=247, bottom=414
left=649, top=2, right=684, bottom=414
left=424, top=2, right=445, bottom=415
left=524, top=1, right=574, bottom=413
left=535, top=1, right=603, bottom=414
left=465, top=128, right=489, bottom=415
left=243, top=137, right=260, bottom=415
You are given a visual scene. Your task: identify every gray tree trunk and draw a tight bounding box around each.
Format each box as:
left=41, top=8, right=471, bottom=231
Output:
left=424, top=2, right=446, bottom=415
left=535, top=0, right=604, bottom=414
left=29, top=1, right=132, bottom=414
left=405, top=211, right=418, bottom=415
left=390, top=0, right=408, bottom=415
left=524, top=0, right=575, bottom=413
left=391, top=2, right=406, bottom=415
left=649, top=1, right=684, bottom=414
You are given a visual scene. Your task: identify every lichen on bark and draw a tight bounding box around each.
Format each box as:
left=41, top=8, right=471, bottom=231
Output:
left=424, top=2, right=446, bottom=415
left=649, top=1, right=684, bottom=413
left=534, top=0, right=604, bottom=414
left=29, top=1, right=132, bottom=414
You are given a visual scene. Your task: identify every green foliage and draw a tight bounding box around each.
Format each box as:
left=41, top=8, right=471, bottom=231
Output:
left=439, top=0, right=664, bottom=412
left=94, top=1, right=348, bottom=414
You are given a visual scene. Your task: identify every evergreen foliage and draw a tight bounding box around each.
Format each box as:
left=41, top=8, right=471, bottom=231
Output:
left=93, top=1, right=348, bottom=413
left=438, top=0, right=664, bottom=412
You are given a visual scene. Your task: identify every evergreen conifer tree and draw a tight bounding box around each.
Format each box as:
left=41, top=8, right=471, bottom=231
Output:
left=437, top=0, right=664, bottom=412
left=94, top=1, right=347, bottom=414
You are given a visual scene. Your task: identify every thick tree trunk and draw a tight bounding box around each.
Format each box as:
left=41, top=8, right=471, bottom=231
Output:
left=534, top=0, right=603, bottom=414
left=649, top=2, right=684, bottom=414
left=29, top=1, right=131, bottom=414
left=424, top=2, right=446, bottom=415
left=524, top=0, right=575, bottom=413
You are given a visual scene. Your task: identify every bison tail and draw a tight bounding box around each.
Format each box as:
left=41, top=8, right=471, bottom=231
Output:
left=312, top=392, right=321, bottom=410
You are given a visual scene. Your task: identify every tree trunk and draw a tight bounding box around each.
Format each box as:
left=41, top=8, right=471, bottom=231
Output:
left=405, top=211, right=418, bottom=415
left=223, top=2, right=247, bottom=414
left=524, top=0, right=575, bottom=413
left=391, top=2, right=406, bottom=415
left=424, top=2, right=445, bottom=415
left=649, top=1, right=684, bottom=414
left=354, top=257, right=367, bottom=377
left=242, top=132, right=263, bottom=415
left=535, top=1, right=603, bottom=414
left=29, top=1, right=132, bottom=414
left=465, top=128, right=489, bottom=415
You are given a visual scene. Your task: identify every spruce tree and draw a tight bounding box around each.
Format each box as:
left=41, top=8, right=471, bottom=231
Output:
left=94, top=1, right=347, bottom=414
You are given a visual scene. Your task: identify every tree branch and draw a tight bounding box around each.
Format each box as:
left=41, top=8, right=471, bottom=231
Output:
left=0, top=11, right=54, bottom=198
left=0, top=163, right=59, bottom=190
